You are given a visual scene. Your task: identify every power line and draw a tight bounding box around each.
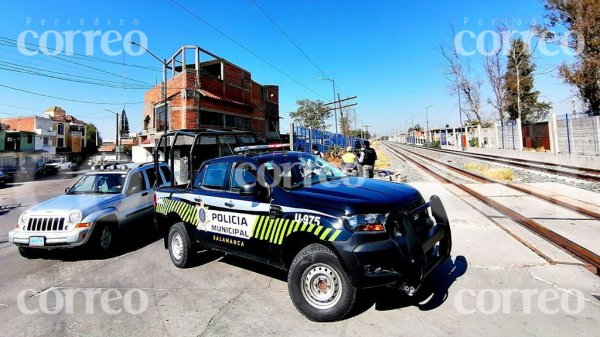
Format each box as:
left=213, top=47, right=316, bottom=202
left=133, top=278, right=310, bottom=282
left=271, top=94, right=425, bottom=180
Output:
left=0, top=38, right=155, bottom=87
left=249, top=0, right=329, bottom=78
left=248, top=0, right=350, bottom=98
left=0, top=83, right=144, bottom=105
left=0, top=103, right=40, bottom=113
left=0, top=61, right=150, bottom=89
left=168, top=0, right=326, bottom=99
left=0, top=36, right=161, bottom=72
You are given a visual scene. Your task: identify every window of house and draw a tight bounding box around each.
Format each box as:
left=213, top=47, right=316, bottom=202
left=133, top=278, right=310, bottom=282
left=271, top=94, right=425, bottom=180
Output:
left=43, top=137, right=48, bottom=145
left=27, top=135, right=33, bottom=144
left=200, top=110, right=223, bottom=127
left=57, top=123, right=64, bottom=135
left=143, top=115, right=151, bottom=130
left=57, top=138, right=64, bottom=148
left=155, top=104, right=167, bottom=132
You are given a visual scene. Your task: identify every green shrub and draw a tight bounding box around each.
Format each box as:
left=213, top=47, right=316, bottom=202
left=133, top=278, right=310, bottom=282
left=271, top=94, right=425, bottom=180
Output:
left=469, top=137, right=479, bottom=147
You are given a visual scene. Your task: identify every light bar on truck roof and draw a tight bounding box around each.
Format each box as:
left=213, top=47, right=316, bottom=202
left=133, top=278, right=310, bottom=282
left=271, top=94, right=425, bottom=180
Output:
left=234, top=143, right=290, bottom=153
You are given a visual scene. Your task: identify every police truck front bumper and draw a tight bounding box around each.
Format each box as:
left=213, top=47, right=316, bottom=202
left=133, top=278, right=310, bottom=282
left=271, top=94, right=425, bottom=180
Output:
left=334, top=196, right=452, bottom=289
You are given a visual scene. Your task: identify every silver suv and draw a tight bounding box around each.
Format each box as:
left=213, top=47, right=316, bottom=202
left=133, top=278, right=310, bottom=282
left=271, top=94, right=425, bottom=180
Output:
left=8, top=162, right=171, bottom=258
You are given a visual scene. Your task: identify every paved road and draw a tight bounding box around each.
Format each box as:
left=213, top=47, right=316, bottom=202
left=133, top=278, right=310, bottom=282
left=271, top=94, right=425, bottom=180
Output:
left=0, top=177, right=598, bottom=336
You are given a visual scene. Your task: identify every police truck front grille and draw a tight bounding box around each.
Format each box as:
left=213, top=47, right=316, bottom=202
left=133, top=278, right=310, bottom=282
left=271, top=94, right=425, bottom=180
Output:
left=26, top=217, right=65, bottom=231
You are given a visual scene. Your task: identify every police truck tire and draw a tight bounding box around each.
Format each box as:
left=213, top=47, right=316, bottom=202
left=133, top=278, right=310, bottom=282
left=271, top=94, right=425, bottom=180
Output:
left=168, top=222, right=194, bottom=268
left=288, top=244, right=357, bottom=322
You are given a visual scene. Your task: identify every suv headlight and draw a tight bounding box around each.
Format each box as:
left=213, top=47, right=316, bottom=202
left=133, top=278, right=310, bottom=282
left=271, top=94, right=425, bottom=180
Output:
left=342, top=213, right=387, bottom=232
left=18, top=212, right=30, bottom=228
left=67, top=211, right=82, bottom=225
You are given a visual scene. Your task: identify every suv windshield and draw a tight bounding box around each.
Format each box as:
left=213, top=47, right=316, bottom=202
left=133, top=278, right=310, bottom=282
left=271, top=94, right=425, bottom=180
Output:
left=259, top=153, right=345, bottom=190
left=68, top=173, right=126, bottom=194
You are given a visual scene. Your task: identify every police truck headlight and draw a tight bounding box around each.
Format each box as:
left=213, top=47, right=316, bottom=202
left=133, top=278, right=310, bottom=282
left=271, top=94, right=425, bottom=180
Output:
left=342, top=213, right=387, bottom=232
left=68, top=211, right=82, bottom=226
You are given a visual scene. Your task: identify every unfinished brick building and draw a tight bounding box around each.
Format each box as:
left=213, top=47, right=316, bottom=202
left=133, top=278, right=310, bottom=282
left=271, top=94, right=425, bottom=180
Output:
left=141, top=45, right=280, bottom=146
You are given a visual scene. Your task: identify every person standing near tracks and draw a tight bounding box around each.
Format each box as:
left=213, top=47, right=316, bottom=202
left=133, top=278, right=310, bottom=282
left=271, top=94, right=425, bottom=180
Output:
left=353, top=140, right=363, bottom=177
left=359, top=140, right=377, bottom=178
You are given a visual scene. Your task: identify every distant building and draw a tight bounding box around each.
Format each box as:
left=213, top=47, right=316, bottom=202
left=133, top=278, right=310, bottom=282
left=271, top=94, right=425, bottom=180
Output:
left=138, top=45, right=280, bottom=158
left=0, top=106, right=88, bottom=165
left=43, top=106, right=86, bottom=153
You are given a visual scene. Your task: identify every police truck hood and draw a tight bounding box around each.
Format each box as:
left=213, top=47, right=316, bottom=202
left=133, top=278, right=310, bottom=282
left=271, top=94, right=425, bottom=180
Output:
left=288, top=177, right=422, bottom=214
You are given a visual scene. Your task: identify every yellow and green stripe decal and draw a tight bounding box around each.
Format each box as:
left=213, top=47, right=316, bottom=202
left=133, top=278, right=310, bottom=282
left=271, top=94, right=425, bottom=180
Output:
left=156, top=198, right=199, bottom=226
left=250, top=215, right=343, bottom=244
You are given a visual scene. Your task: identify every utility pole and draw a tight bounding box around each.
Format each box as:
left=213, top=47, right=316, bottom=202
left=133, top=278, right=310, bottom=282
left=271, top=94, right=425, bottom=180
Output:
left=131, top=41, right=169, bottom=131
left=337, top=93, right=346, bottom=146
left=426, top=105, right=433, bottom=143
left=104, top=109, right=120, bottom=161
left=317, top=77, right=337, bottom=136
left=363, top=125, right=372, bottom=140
left=457, top=82, right=463, bottom=146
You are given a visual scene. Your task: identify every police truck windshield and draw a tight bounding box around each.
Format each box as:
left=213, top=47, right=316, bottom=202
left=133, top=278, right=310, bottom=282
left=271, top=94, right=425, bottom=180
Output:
left=259, top=153, right=345, bottom=190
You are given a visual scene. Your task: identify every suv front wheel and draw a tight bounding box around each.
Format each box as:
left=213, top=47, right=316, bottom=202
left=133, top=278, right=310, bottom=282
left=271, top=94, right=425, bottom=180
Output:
left=288, top=244, right=357, bottom=322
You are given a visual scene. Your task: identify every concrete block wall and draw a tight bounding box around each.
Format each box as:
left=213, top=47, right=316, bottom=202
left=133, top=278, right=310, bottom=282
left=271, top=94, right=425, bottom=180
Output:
left=555, top=114, right=600, bottom=156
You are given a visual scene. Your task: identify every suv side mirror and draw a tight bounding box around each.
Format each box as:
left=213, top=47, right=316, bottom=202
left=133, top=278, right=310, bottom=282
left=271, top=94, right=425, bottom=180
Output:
left=64, top=187, right=70, bottom=194
left=239, top=184, right=258, bottom=196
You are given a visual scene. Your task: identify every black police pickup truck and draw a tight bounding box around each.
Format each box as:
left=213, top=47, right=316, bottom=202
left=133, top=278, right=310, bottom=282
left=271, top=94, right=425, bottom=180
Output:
left=153, top=130, right=452, bottom=322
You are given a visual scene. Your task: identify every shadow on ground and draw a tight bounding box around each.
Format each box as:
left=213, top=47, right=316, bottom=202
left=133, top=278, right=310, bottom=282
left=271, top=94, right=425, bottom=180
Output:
left=19, top=222, right=162, bottom=261
left=352, top=255, right=469, bottom=316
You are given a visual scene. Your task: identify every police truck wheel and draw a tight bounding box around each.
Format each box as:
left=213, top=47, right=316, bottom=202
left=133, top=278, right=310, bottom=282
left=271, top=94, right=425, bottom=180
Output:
left=288, top=244, right=357, bottom=322
left=168, top=222, right=193, bottom=268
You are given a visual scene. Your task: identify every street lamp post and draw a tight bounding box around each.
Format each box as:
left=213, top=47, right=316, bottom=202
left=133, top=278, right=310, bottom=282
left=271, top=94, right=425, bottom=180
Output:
left=130, top=41, right=169, bottom=131
left=317, top=77, right=337, bottom=137
left=426, top=105, right=433, bottom=144
left=104, top=109, right=120, bottom=161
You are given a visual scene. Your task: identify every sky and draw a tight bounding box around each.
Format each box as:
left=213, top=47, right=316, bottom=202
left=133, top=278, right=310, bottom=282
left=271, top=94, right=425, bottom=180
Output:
left=0, top=0, right=579, bottom=140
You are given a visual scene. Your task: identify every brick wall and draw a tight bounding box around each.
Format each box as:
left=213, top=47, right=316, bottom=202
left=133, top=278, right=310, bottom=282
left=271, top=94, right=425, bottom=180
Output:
left=0, top=117, right=35, bottom=132
left=142, top=55, right=278, bottom=141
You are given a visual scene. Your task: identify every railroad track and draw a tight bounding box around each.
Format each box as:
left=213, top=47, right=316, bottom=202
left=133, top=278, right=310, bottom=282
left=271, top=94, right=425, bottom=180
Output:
left=382, top=142, right=600, bottom=275
left=407, top=144, right=600, bottom=183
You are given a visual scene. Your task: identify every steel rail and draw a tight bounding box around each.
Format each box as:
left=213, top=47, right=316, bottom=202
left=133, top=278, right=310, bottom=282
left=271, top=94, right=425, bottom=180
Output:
left=383, top=142, right=600, bottom=275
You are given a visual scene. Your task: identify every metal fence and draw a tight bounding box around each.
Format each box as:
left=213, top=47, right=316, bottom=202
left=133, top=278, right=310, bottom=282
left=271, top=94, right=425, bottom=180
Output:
left=556, top=114, right=600, bottom=156
left=292, top=125, right=365, bottom=154
left=497, top=120, right=519, bottom=150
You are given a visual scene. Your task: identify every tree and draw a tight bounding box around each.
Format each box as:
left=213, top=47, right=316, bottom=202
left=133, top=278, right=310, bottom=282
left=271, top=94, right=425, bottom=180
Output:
left=289, top=99, right=332, bottom=130
left=504, top=39, right=552, bottom=122
left=440, top=26, right=486, bottom=126
left=484, top=28, right=508, bottom=122
left=542, top=0, right=600, bottom=115
left=120, top=109, right=130, bottom=137
left=408, top=124, right=422, bottom=132
left=84, top=123, right=101, bottom=155
left=349, top=130, right=370, bottom=139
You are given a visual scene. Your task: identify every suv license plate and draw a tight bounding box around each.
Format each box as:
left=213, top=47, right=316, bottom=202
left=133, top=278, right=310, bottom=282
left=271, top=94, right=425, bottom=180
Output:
left=29, top=237, right=45, bottom=247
